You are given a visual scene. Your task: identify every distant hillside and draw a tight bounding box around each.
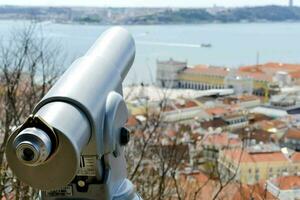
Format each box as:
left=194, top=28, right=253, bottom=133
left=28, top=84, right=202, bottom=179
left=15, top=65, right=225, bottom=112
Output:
left=124, top=6, right=300, bottom=24
left=215, top=6, right=300, bottom=22
left=0, top=5, right=300, bottom=24
left=124, top=9, right=214, bottom=24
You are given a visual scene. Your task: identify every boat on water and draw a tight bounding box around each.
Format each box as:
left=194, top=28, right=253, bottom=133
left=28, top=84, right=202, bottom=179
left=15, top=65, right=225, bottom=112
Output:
left=201, top=43, right=212, bottom=48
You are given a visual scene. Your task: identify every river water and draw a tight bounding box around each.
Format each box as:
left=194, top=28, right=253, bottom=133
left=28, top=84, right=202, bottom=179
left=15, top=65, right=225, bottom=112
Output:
left=0, top=20, right=300, bottom=84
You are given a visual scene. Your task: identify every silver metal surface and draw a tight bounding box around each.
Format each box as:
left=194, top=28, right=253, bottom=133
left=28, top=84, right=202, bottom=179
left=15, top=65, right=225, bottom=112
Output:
left=41, top=179, right=142, bottom=200
left=13, top=128, right=52, bottom=166
left=5, top=26, right=142, bottom=199
left=6, top=102, right=90, bottom=190
left=33, top=26, right=135, bottom=158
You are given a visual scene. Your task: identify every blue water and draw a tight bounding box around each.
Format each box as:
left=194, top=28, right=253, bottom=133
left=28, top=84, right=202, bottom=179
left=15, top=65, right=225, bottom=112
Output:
left=1, top=20, right=300, bottom=84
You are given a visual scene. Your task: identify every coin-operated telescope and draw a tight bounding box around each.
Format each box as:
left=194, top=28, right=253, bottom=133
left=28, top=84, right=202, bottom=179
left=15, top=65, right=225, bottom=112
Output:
left=6, top=27, right=141, bottom=200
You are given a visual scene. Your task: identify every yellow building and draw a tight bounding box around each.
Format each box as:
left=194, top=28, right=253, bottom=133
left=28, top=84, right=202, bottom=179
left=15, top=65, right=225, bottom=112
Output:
left=156, top=60, right=300, bottom=101
left=218, top=148, right=300, bottom=185
left=177, top=65, right=228, bottom=90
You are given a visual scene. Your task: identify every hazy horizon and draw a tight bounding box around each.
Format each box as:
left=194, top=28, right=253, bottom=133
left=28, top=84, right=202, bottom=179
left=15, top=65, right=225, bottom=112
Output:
left=0, top=0, right=297, bottom=8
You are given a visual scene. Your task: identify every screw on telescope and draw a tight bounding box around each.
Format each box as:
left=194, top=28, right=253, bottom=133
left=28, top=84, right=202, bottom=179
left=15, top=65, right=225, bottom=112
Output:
left=120, top=127, right=130, bottom=145
left=78, top=180, right=86, bottom=187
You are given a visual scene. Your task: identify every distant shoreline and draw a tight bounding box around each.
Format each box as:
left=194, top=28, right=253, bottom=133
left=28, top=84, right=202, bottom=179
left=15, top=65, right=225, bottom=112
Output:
left=2, top=18, right=300, bottom=27
left=1, top=5, right=300, bottom=26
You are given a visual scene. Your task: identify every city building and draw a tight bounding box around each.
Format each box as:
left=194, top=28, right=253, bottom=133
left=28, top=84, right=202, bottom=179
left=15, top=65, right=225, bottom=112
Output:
left=161, top=100, right=210, bottom=123
left=248, top=113, right=273, bottom=124
left=222, top=113, right=249, bottom=131
left=251, top=93, right=300, bottom=118
left=224, top=72, right=253, bottom=94
left=222, top=95, right=261, bottom=108
left=156, top=58, right=187, bottom=88
left=266, top=176, right=300, bottom=200
left=282, top=128, right=300, bottom=151
left=238, top=63, right=300, bottom=95
left=202, top=132, right=241, bottom=162
left=201, top=108, right=249, bottom=132
left=176, top=65, right=229, bottom=90
left=218, top=146, right=300, bottom=185
left=156, top=60, right=300, bottom=100
left=254, top=119, right=288, bottom=139
left=235, top=128, right=274, bottom=146
left=250, top=106, right=290, bottom=118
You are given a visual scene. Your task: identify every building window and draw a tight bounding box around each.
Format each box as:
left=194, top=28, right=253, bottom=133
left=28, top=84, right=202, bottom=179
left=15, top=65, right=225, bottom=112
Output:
left=283, top=168, right=287, bottom=173
left=268, top=173, right=273, bottom=178
left=269, top=167, right=273, bottom=172
left=248, top=168, right=252, bottom=173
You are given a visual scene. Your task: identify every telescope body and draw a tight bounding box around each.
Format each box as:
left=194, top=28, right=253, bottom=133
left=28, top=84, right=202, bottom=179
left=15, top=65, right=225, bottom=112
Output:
left=6, top=27, right=140, bottom=200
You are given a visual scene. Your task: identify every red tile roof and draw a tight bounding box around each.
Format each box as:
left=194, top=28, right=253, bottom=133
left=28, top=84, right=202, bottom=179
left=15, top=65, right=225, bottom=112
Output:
left=220, top=183, right=277, bottom=200
left=256, top=120, right=287, bottom=131
left=289, top=71, right=300, bottom=79
left=236, top=71, right=273, bottom=82
left=163, top=100, right=199, bottom=112
left=291, top=152, right=300, bottom=163
left=248, top=113, right=273, bottom=124
left=179, top=172, right=276, bottom=200
left=238, top=95, right=260, bottom=102
left=205, top=107, right=227, bottom=116
left=127, top=116, right=139, bottom=126
left=285, top=128, right=300, bottom=140
left=239, top=62, right=300, bottom=81
left=223, top=149, right=288, bottom=163
left=183, top=62, right=300, bottom=83
left=202, top=133, right=241, bottom=148
left=240, top=62, right=300, bottom=73
left=166, top=129, right=177, bottom=138
left=271, top=176, right=300, bottom=190
left=175, top=100, right=198, bottom=109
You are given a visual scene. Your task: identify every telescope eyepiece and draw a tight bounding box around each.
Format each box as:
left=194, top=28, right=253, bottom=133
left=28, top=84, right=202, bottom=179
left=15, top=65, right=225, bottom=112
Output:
left=22, top=147, right=35, bottom=161
left=13, top=128, right=52, bottom=166
left=16, top=141, right=39, bottom=163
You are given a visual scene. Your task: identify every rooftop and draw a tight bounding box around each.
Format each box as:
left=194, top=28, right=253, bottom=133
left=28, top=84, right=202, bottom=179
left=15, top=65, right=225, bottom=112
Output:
left=256, top=119, right=287, bottom=131
left=184, top=62, right=300, bottom=82
left=237, top=94, right=261, bottom=102
left=270, top=176, right=300, bottom=190
left=237, top=70, right=273, bottom=82
left=222, top=149, right=288, bottom=163
left=185, top=65, right=230, bottom=77
left=291, top=152, right=300, bottom=163
left=157, top=58, right=187, bottom=66
left=201, top=118, right=227, bottom=129
left=202, top=132, right=241, bottom=148
left=235, top=128, right=272, bottom=143
left=285, top=128, right=300, bottom=140
left=174, top=99, right=199, bottom=109
left=289, top=71, right=300, bottom=79
left=223, top=95, right=260, bottom=104
left=205, top=107, right=227, bottom=116
left=238, top=62, right=300, bottom=81
left=126, top=116, right=139, bottom=127
left=248, top=113, right=273, bottom=124
left=239, top=62, right=300, bottom=74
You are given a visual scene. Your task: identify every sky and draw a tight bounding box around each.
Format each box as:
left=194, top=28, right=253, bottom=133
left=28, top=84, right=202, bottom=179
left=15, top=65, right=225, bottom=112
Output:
left=0, top=0, right=297, bottom=8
